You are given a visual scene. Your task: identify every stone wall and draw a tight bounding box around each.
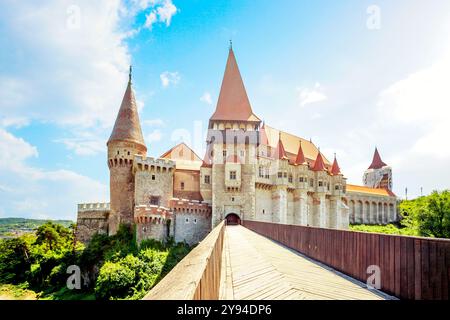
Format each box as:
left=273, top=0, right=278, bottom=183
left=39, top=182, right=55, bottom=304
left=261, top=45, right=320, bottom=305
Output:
left=134, top=156, right=174, bottom=208
left=76, top=203, right=110, bottom=243
left=171, top=199, right=212, bottom=245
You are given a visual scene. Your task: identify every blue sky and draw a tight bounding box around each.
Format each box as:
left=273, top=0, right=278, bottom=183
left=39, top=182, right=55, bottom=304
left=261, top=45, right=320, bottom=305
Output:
left=1, top=0, right=450, bottom=220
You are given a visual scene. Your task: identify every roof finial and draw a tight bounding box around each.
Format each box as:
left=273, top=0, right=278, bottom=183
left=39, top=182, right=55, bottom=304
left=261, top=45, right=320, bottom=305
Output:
left=229, top=39, right=233, bottom=50
left=334, top=152, right=336, bottom=159
left=129, top=65, right=132, bottom=84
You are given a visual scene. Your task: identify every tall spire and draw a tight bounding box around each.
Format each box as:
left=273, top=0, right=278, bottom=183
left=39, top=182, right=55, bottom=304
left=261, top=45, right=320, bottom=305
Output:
left=330, top=153, right=341, bottom=175
left=210, top=46, right=260, bottom=122
left=129, top=65, right=132, bottom=84
left=312, top=150, right=326, bottom=172
left=368, top=147, right=387, bottom=169
left=108, top=73, right=146, bottom=148
left=295, top=141, right=306, bottom=165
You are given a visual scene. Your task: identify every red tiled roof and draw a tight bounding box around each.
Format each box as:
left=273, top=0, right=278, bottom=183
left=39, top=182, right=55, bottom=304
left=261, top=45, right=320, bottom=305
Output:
left=210, top=48, right=261, bottom=123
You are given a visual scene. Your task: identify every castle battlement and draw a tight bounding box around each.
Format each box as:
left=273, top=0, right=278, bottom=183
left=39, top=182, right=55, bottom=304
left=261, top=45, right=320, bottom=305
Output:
left=78, top=202, right=110, bottom=212
left=134, top=205, right=173, bottom=224
left=135, top=155, right=175, bottom=166
left=170, top=198, right=212, bottom=215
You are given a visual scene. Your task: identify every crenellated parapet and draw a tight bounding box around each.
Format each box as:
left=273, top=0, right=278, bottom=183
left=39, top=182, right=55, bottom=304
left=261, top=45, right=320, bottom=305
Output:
left=134, top=205, right=173, bottom=224
left=133, top=155, right=175, bottom=173
left=78, top=202, right=111, bottom=212
left=170, top=198, right=212, bottom=216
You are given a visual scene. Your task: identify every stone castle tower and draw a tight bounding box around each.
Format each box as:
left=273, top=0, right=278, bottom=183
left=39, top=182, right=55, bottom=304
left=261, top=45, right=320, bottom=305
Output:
left=363, top=147, right=392, bottom=191
left=201, top=46, right=262, bottom=227
left=107, top=68, right=147, bottom=235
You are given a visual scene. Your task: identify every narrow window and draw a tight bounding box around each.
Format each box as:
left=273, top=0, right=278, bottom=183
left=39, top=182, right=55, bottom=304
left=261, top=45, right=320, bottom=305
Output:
left=204, top=175, right=210, bottom=184
left=152, top=174, right=156, bottom=181
left=310, top=179, right=314, bottom=187
left=223, top=150, right=227, bottom=157
left=193, top=218, right=197, bottom=224
left=150, top=196, right=160, bottom=206
left=230, top=171, right=236, bottom=180
left=185, top=218, right=189, bottom=224
left=180, top=182, right=185, bottom=190
left=278, top=172, right=282, bottom=178
left=288, top=175, right=293, bottom=183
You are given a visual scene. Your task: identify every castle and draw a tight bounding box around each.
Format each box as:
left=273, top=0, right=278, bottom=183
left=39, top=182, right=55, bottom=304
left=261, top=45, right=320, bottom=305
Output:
left=76, top=47, right=398, bottom=245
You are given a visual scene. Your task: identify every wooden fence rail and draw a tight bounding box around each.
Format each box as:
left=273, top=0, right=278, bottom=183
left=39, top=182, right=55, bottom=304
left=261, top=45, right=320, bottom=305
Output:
left=243, top=220, right=450, bottom=300
left=143, top=221, right=225, bottom=300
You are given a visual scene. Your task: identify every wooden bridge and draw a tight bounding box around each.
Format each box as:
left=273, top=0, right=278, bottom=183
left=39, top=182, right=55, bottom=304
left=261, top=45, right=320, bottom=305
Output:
left=144, top=221, right=450, bottom=300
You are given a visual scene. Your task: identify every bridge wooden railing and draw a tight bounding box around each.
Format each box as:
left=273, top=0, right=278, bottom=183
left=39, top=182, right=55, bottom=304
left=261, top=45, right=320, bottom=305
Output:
left=243, top=220, right=450, bottom=300
left=143, top=221, right=225, bottom=300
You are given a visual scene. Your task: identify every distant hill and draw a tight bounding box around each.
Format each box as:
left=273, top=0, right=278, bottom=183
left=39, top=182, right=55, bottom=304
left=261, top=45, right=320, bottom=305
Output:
left=0, top=218, right=74, bottom=239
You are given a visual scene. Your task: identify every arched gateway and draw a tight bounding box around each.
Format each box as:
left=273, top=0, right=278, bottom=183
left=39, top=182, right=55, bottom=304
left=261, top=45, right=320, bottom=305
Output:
left=225, top=213, right=241, bottom=225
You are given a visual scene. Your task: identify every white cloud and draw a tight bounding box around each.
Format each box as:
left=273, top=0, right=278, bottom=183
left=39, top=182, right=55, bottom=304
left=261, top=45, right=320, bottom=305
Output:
left=377, top=49, right=450, bottom=158
left=147, top=129, right=162, bottom=142
left=200, top=92, right=213, bottom=105
left=0, top=116, right=30, bottom=128
left=0, top=0, right=178, bottom=129
left=0, top=129, right=108, bottom=220
left=142, top=0, right=178, bottom=29
left=143, top=118, right=165, bottom=126
left=160, top=71, right=180, bottom=88
left=297, top=82, right=327, bottom=107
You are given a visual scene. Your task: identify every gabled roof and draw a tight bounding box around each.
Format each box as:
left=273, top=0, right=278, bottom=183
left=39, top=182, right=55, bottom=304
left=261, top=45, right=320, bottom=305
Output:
left=210, top=48, right=261, bottom=123
left=108, top=75, right=146, bottom=148
left=160, top=142, right=202, bottom=171
left=312, top=151, right=326, bottom=172
left=160, top=142, right=202, bottom=162
left=368, top=147, right=387, bottom=169
left=330, top=155, right=341, bottom=175
left=346, top=184, right=396, bottom=197
left=261, top=125, right=331, bottom=165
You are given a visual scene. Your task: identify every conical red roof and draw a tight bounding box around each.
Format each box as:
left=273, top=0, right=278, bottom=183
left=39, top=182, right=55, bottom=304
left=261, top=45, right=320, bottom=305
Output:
left=295, top=141, right=306, bottom=165
left=201, top=144, right=213, bottom=168
left=276, top=134, right=288, bottom=160
left=312, top=151, right=326, bottom=172
left=210, top=48, right=260, bottom=122
left=368, top=147, right=387, bottom=169
left=108, top=78, right=146, bottom=149
left=330, top=154, right=341, bottom=175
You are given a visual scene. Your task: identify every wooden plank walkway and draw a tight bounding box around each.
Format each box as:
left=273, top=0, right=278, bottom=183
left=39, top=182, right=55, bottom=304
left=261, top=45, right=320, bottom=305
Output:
left=220, top=225, right=394, bottom=300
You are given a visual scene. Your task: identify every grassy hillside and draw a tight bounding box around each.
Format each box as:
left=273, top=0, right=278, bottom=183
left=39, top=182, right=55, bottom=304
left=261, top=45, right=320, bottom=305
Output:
left=0, top=218, right=74, bottom=238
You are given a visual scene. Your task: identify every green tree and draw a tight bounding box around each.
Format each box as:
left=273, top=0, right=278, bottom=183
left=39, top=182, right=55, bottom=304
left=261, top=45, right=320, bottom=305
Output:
left=418, top=190, right=450, bottom=238
left=35, top=222, right=60, bottom=251
left=0, top=237, right=31, bottom=283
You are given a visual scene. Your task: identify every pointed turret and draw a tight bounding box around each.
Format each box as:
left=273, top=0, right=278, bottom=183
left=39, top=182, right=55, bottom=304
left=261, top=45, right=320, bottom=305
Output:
left=275, top=133, right=288, bottom=160
left=330, top=153, right=341, bottom=175
left=210, top=47, right=260, bottom=123
left=368, top=147, right=387, bottom=169
left=201, top=145, right=213, bottom=168
left=295, top=141, right=306, bottom=165
left=312, top=150, right=326, bottom=172
left=108, top=66, right=146, bottom=150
